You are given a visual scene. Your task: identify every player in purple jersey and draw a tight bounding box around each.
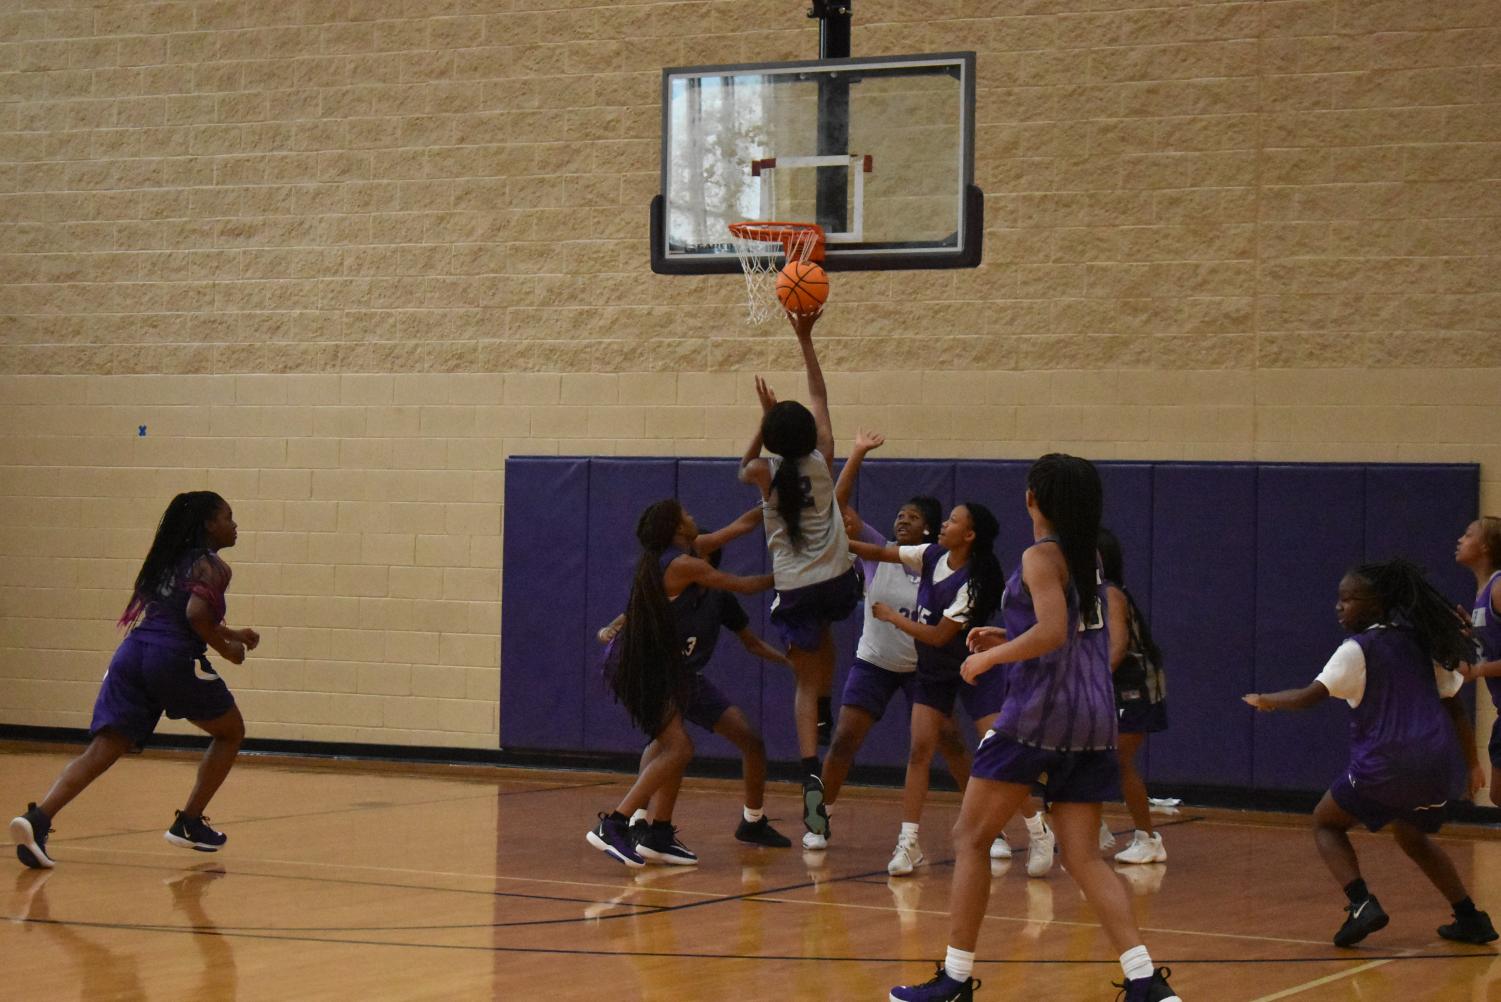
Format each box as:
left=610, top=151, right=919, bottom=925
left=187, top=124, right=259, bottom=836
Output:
left=892, top=455, right=1180, bottom=1002
left=10, top=492, right=258, bottom=869
left=849, top=502, right=1005, bottom=878
left=1244, top=559, right=1496, bottom=948
left=587, top=500, right=776, bottom=868
left=598, top=511, right=795, bottom=853
left=800, top=429, right=970, bottom=853
left=1454, top=517, right=1501, bottom=803
left=740, top=311, right=860, bottom=805
left=1099, top=528, right=1169, bottom=865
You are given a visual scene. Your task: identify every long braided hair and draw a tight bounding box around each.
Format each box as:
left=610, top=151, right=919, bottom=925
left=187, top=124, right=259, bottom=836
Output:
left=960, top=502, right=1005, bottom=628
left=1349, top=558, right=1473, bottom=671
left=1027, top=454, right=1103, bottom=613
left=761, top=401, right=818, bottom=546
left=118, top=491, right=226, bottom=629
left=604, top=499, right=692, bottom=736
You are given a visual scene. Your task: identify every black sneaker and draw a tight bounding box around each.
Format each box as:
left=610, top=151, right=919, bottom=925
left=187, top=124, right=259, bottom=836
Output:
left=1113, top=966, right=1181, bottom=1002
left=627, top=818, right=649, bottom=847
left=635, top=821, right=698, bottom=866
left=802, top=774, right=829, bottom=837
left=10, top=804, right=54, bottom=869
left=735, top=816, right=791, bottom=847
left=1333, top=895, right=1389, bottom=947
left=586, top=812, right=645, bottom=868
left=1439, top=909, right=1499, bottom=944
left=889, top=964, right=979, bottom=1001
left=164, top=811, right=228, bottom=853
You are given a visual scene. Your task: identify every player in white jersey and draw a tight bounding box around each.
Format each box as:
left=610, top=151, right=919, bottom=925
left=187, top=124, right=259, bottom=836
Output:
left=739, top=311, right=861, bottom=808
left=801, top=429, right=970, bottom=852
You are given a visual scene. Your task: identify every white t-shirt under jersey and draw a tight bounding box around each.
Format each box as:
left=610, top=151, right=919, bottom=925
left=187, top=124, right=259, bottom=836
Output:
left=762, top=450, right=854, bottom=591
left=1315, top=632, right=1464, bottom=708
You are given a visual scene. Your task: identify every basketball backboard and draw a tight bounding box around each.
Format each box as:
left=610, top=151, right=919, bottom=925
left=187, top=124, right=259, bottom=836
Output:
left=650, top=52, right=981, bottom=274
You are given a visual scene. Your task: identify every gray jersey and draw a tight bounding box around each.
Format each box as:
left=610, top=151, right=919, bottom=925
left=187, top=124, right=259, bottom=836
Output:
left=854, top=522, right=920, bottom=673
left=762, top=450, right=854, bottom=591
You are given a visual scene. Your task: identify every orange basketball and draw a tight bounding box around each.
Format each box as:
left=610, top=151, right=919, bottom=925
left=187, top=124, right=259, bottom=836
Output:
left=775, top=261, right=829, bottom=315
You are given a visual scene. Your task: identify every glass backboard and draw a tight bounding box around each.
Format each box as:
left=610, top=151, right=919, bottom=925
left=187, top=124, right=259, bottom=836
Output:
left=650, top=52, right=981, bottom=274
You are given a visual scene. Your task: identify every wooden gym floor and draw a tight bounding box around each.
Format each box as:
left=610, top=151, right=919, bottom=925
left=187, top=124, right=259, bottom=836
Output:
left=4, top=745, right=1501, bottom=1000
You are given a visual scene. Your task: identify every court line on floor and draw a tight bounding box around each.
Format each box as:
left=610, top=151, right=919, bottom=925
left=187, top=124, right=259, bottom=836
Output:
left=13, top=916, right=1499, bottom=969
left=1246, top=956, right=1399, bottom=1000
left=42, top=779, right=613, bottom=846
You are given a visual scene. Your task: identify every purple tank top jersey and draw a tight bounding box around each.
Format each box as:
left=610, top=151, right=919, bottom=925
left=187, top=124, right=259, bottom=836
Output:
left=992, top=542, right=1116, bottom=752
left=1345, top=625, right=1464, bottom=805
left=914, top=544, right=972, bottom=678
left=1473, top=573, right=1501, bottom=707
left=126, top=549, right=229, bottom=658
left=660, top=547, right=748, bottom=675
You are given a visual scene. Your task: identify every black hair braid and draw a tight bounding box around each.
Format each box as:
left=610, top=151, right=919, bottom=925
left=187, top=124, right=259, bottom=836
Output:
left=961, top=502, right=1005, bottom=627
left=120, top=491, right=225, bottom=627
left=761, top=401, right=818, bottom=547
left=1028, top=454, right=1103, bottom=611
left=605, top=500, right=691, bottom=737
left=1353, top=558, right=1472, bottom=671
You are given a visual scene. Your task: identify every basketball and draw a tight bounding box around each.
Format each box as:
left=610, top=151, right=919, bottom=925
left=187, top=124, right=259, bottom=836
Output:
left=775, top=261, right=829, bottom=315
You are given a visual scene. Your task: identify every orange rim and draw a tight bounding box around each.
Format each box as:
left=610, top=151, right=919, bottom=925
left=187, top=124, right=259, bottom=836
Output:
left=728, top=221, right=825, bottom=263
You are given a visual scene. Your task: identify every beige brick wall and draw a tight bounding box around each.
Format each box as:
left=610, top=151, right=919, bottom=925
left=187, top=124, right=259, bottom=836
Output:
left=1, top=2, right=1498, bottom=753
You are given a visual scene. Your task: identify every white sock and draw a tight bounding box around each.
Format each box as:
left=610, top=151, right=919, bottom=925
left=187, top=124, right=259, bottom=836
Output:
left=1024, top=812, right=1047, bottom=835
left=1136, top=829, right=1154, bottom=843
left=743, top=806, right=763, bottom=823
left=900, top=821, right=920, bottom=841
left=1120, top=945, right=1153, bottom=982
left=630, top=809, right=648, bottom=825
left=944, top=945, right=975, bottom=981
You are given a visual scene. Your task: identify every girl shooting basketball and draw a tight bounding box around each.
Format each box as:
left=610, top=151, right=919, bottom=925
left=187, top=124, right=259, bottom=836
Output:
left=1244, top=558, right=1496, bottom=948
left=11, top=492, right=256, bottom=869
left=740, top=311, right=861, bottom=822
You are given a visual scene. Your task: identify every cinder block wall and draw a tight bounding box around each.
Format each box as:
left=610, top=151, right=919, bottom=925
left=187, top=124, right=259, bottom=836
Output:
left=1, top=1, right=1497, bottom=753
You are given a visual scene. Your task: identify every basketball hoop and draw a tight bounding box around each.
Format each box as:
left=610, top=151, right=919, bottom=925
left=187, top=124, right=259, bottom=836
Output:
left=727, top=221, right=825, bottom=325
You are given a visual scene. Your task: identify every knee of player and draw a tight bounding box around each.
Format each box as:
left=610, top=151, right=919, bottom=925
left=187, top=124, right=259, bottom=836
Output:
left=949, top=814, right=991, bottom=851
left=830, top=727, right=861, bottom=760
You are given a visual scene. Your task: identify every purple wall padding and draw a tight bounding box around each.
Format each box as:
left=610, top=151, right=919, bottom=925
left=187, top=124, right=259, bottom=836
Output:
left=1147, top=464, right=1258, bottom=787
left=1253, top=465, right=1365, bottom=791
left=500, top=458, right=589, bottom=750
left=582, top=459, right=677, bottom=753
left=500, top=458, right=1479, bottom=799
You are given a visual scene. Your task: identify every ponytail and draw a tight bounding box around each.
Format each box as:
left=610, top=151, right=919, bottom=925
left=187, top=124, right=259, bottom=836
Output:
left=1027, top=454, right=1103, bottom=612
left=761, top=400, right=818, bottom=547
left=961, top=501, right=1004, bottom=627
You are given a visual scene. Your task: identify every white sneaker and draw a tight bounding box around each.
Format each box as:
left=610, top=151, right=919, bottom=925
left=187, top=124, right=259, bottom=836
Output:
left=887, top=836, right=924, bottom=876
left=1025, top=820, right=1055, bottom=878
left=802, top=830, right=828, bottom=851
left=1114, top=831, right=1166, bottom=864
left=1099, top=819, right=1116, bottom=851
left=990, top=834, right=1013, bottom=859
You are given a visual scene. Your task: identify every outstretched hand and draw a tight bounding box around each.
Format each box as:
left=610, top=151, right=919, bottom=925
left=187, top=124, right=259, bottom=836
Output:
left=754, top=375, right=777, bottom=414
left=785, top=309, right=819, bottom=340
left=1242, top=693, right=1270, bottom=711
left=854, top=428, right=885, bottom=453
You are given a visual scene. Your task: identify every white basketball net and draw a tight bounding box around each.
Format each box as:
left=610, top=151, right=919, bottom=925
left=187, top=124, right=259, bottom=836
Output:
left=728, top=223, right=821, bottom=325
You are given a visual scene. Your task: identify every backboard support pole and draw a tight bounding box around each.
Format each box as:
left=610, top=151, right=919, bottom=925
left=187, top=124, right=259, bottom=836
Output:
left=809, top=1, right=853, bottom=235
